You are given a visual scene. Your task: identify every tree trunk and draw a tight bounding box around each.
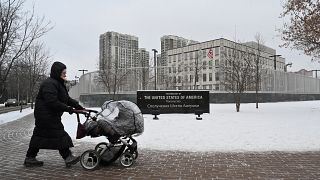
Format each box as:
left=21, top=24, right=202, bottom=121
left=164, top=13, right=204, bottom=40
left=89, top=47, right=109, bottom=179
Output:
left=255, top=91, right=259, bottom=109
left=235, top=94, right=241, bottom=112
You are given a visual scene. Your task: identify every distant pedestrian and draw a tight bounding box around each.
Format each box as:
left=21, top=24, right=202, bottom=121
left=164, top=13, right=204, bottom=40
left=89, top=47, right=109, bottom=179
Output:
left=24, top=61, right=84, bottom=167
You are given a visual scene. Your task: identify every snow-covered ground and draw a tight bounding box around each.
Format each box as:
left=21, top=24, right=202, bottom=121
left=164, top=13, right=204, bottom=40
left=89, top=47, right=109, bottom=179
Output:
left=1, top=101, right=320, bottom=152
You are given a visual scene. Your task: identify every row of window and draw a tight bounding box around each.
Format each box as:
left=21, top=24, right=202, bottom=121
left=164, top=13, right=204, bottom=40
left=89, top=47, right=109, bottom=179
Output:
left=174, top=84, right=220, bottom=91
left=168, top=60, right=220, bottom=73
left=169, top=72, right=220, bottom=84
left=168, top=48, right=219, bottom=63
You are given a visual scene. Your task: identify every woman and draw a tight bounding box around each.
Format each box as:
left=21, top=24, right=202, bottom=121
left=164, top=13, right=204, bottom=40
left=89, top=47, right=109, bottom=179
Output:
left=24, top=61, right=84, bottom=167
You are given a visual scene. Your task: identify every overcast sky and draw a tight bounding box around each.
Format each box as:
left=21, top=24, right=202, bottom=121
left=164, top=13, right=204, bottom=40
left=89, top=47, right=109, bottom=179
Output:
left=25, top=0, right=320, bottom=80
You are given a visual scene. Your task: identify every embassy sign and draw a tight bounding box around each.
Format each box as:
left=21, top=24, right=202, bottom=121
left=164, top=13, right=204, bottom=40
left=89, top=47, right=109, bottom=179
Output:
left=137, top=90, right=209, bottom=116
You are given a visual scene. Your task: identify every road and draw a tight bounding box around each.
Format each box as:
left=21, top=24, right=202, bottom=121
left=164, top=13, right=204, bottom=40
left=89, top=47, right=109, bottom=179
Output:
left=0, top=104, right=31, bottom=114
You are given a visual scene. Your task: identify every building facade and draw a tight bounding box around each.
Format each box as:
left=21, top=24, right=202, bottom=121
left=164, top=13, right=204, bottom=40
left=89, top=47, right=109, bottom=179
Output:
left=166, top=38, right=286, bottom=91
left=158, top=35, right=198, bottom=89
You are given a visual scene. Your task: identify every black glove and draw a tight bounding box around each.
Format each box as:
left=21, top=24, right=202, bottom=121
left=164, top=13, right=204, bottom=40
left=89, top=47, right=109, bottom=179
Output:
left=75, top=104, right=84, bottom=110
left=67, top=106, right=75, bottom=114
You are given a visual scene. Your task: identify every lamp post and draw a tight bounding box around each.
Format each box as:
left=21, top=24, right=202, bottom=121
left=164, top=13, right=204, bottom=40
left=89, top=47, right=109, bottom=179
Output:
left=152, top=49, right=158, bottom=90
left=284, top=62, right=292, bottom=72
left=269, top=54, right=281, bottom=70
left=78, top=69, right=88, bottom=76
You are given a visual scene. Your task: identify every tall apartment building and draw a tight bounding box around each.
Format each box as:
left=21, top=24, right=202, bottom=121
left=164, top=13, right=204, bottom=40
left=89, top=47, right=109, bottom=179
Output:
left=136, top=48, right=150, bottom=90
left=99, top=31, right=139, bottom=70
left=158, top=35, right=198, bottom=89
left=99, top=31, right=150, bottom=91
left=166, top=38, right=286, bottom=91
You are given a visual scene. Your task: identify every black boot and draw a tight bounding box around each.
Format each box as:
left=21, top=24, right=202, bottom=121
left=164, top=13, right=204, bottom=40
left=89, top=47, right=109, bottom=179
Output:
left=24, top=157, right=44, bottom=167
left=65, top=154, right=80, bottom=167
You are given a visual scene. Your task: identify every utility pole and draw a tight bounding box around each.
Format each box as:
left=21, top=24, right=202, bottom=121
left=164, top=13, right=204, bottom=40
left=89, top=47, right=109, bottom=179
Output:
left=78, top=69, right=88, bottom=76
left=269, top=55, right=281, bottom=70
left=152, top=49, right=158, bottom=90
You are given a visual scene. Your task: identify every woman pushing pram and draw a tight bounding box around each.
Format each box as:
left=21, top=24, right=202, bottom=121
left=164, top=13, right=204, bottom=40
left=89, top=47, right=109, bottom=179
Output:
left=74, top=100, right=144, bottom=170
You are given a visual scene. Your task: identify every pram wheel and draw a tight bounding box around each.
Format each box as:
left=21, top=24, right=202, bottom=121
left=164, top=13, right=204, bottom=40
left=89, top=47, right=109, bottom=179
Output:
left=95, top=142, right=109, bottom=155
left=125, top=149, right=138, bottom=159
left=80, top=150, right=100, bottom=170
left=119, top=151, right=134, bottom=167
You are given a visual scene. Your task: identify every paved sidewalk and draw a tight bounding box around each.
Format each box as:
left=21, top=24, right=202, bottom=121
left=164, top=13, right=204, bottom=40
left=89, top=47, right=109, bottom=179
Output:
left=1, top=114, right=320, bottom=179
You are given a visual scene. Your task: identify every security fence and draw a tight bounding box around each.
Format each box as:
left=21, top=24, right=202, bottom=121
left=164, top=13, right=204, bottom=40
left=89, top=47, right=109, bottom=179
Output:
left=69, top=70, right=320, bottom=100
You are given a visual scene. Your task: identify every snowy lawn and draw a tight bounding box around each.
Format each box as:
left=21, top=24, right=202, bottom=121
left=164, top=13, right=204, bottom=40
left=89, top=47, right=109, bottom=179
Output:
left=1, top=101, right=320, bottom=152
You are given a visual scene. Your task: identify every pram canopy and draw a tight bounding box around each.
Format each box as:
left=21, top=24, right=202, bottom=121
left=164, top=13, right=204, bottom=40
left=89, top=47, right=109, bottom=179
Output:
left=96, top=100, right=144, bottom=136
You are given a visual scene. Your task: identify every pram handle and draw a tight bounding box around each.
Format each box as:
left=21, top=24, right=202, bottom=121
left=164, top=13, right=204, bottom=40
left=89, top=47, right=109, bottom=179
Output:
left=73, top=109, right=98, bottom=121
left=73, top=109, right=98, bottom=114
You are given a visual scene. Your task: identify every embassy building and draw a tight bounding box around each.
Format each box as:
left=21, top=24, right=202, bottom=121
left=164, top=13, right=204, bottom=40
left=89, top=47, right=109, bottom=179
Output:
left=164, top=38, right=289, bottom=92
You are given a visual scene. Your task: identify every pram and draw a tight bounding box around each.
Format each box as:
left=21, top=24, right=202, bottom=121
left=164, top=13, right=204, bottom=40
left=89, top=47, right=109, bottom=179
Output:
left=74, top=100, right=144, bottom=170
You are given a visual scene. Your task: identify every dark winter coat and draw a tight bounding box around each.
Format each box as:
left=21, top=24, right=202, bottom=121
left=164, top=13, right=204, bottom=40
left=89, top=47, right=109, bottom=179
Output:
left=29, top=62, right=82, bottom=150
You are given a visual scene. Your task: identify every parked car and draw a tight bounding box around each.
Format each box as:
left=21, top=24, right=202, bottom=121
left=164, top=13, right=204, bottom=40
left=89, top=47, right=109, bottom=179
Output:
left=4, top=99, right=18, bottom=107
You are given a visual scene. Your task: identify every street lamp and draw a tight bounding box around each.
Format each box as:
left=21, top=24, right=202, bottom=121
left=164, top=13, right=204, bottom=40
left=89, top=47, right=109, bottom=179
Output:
left=152, top=49, right=158, bottom=90
left=284, top=62, right=292, bottom=72
left=269, top=54, right=281, bottom=70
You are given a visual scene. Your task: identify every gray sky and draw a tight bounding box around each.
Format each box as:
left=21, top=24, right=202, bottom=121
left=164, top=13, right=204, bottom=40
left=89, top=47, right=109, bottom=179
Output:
left=26, top=0, right=320, bottom=80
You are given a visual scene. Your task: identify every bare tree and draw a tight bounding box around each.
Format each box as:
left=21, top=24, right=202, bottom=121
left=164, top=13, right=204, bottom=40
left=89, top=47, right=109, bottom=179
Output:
left=98, top=58, right=132, bottom=99
left=23, top=42, right=50, bottom=108
left=280, top=0, right=320, bottom=61
left=253, top=33, right=265, bottom=109
left=137, top=66, right=153, bottom=90
left=0, top=0, right=51, bottom=100
left=219, top=42, right=255, bottom=112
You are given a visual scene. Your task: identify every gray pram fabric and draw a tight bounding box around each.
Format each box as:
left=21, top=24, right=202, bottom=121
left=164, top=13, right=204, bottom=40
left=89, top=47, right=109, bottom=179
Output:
left=97, top=100, right=144, bottom=136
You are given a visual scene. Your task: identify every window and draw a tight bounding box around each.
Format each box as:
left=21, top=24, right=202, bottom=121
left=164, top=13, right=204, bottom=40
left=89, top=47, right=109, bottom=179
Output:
left=209, top=60, right=213, bottom=69
left=190, top=75, right=193, bottom=82
left=209, top=73, right=212, bottom=81
left=169, top=56, right=172, bottom=63
left=215, top=72, right=219, bottom=81
left=169, top=67, right=171, bottom=73
left=215, top=47, right=219, bottom=56
left=178, top=76, right=181, bottom=83
left=184, top=65, right=188, bottom=72
left=190, top=63, right=194, bottom=71
left=203, top=74, right=207, bottom=82
left=215, top=84, right=219, bottom=90
left=215, top=59, right=219, bottom=66
left=203, top=61, right=207, bottom=70
left=203, top=50, right=206, bottom=58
